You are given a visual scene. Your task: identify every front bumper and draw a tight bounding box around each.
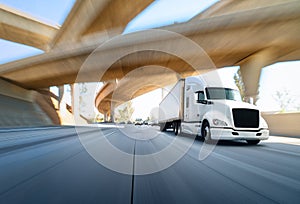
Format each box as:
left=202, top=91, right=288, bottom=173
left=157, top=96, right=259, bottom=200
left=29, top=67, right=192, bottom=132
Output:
left=210, top=127, right=269, bottom=140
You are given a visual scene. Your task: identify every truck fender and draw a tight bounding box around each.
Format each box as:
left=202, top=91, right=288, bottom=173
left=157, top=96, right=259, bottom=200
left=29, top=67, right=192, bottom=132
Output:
left=202, top=110, right=231, bottom=128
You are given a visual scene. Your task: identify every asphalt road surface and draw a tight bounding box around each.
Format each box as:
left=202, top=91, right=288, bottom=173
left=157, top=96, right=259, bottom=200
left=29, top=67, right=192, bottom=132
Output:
left=0, top=125, right=299, bottom=204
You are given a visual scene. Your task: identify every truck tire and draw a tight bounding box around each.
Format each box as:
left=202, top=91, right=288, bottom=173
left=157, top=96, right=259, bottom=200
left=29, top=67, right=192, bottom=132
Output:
left=173, top=121, right=177, bottom=135
left=202, top=121, right=211, bottom=143
left=246, top=140, right=260, bottom=145
left=174, top=121, right=181, bottom=136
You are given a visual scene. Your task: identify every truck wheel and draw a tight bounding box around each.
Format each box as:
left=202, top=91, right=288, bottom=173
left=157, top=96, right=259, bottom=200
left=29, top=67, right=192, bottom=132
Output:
left=174, top=121, right=181, bottom=135
left=178, top=122, right=182, bottom=135
left=246, top=140, right=260, bottom=145
left=202, top=122, right=211, bottom=143
left=174, top=122, right=178, bottom=135
left=173, top=122, right=177, bottom=134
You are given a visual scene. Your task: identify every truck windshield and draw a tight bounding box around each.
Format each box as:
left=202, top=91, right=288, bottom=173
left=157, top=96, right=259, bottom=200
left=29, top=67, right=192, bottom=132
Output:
left=206, top=88, right=242, bottom=101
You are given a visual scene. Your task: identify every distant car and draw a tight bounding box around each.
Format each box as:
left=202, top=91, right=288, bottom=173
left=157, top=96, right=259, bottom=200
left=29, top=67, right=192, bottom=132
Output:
left=134, top=118, right=143, bottom=125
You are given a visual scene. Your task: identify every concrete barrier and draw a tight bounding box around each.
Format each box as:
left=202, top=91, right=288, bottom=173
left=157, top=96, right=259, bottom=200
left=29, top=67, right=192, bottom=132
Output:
left=0, top=78, right=59, bottom=127
left=262, top=112, right=300, bottom=137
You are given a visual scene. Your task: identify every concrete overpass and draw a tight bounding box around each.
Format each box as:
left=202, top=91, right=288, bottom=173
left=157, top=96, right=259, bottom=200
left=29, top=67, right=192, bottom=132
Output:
left=0, top=0, right=299, bottom=136
left=0, top=0, right=152, bottom=50
left=1, top=0, right=299, bottom=88
left=0, top=0, right=153, bottom=126
left=93, top=0, right=300, bottom=118
left=0, top=4, right=58, bottom=51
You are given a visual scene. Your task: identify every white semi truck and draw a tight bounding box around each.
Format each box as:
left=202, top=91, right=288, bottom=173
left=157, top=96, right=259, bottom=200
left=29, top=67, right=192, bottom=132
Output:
left=158, top=72, right=269, bottom=145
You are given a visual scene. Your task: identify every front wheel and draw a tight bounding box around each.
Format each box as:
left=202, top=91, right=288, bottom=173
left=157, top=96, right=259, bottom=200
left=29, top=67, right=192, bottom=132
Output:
left=202, top=122, right=211, bottom=143
left=174, top=121, right=181, bottom=135
left=246, top=140, right=260, bottom=145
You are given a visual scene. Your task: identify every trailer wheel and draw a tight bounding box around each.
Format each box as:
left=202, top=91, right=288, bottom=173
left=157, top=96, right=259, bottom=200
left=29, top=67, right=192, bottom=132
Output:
left=246, top=140, right=260, bottom=145
left=202, top=121, right=211, bottom=143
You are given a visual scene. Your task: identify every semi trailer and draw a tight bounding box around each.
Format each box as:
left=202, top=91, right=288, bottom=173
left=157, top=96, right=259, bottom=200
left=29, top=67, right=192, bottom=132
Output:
left=158, top=72, right=269, bottom=145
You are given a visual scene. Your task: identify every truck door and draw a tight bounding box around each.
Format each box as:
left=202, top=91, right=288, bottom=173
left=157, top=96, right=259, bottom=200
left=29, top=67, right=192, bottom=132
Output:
left=185, top=85, right=206, bottom=122
left=195, top=91, right=207, bottom=120
left=184, top=85, right=191, bottom=121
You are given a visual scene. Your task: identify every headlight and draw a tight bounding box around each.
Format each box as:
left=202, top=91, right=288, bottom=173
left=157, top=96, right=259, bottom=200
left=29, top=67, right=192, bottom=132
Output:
left=213, top=119, right=228, bottom=126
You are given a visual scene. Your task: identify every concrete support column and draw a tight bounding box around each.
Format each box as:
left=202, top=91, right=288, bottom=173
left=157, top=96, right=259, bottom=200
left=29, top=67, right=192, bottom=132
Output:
left=71, top=84, right=80, bottom=120
left=110, top=102, right=115, bottom=123
left=239, top=49, right=276, bottom=104
left=58, top=85, right=64, bottom=109
left=103, top=111, right=108, bottom=122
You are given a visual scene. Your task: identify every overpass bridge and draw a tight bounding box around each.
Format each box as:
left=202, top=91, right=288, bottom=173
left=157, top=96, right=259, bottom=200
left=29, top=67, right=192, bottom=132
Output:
left=0, top=0, right=299, bottom=135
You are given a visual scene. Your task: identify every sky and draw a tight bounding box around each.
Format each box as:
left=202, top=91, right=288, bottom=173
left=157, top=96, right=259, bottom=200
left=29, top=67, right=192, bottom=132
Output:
left=0, top=0, right=75, bottom=25
left=1, top=0, right=300, bottom=119
left=0, top=0, right=76, bottom=64
left=258, top=62, right=300, bottom=111
left=124, top=0, right=218, bottom=33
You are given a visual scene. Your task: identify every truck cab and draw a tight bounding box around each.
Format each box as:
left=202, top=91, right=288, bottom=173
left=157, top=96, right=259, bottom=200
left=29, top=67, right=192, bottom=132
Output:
left=181, top=75, right=269, bottom=144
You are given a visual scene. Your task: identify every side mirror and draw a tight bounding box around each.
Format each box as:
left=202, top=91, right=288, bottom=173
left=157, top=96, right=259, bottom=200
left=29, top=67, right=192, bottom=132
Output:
left=197, top=99, right=205, bottom=104
left=197, top=100, right=213, bottom=105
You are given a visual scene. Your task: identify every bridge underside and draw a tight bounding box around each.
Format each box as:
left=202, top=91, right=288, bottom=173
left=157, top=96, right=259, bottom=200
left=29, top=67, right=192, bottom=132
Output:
left=1, top=1, right=300, bottom=89
left=0, top=0, right=299, bottom=135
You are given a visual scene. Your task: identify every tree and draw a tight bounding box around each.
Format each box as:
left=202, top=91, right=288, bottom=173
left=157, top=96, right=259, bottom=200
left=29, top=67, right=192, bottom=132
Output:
left=115, top=101, right=134, bottom=122
left=93, top=113, right=104, bottom=123
left=273, top=89, right=295, bottom=112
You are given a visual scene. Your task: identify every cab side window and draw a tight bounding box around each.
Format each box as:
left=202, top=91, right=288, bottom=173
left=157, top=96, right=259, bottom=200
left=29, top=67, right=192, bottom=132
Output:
left=196, top=91, right=205, bottom=101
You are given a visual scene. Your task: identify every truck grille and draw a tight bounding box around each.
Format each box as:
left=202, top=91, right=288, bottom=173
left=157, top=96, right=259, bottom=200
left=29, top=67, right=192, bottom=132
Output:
left=232, top=109, right=259, bottom=128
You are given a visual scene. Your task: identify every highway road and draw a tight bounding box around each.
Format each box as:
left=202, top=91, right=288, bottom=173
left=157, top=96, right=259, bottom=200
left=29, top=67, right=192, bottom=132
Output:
left=0, top=125, right=299, bottom=204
